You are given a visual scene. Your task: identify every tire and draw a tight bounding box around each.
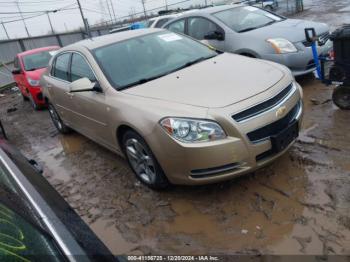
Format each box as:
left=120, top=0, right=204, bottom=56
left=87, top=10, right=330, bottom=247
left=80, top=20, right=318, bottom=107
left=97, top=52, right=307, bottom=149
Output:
left=332, top=85, right=350, bottom=110
left=21, top=91, right=29, bottom=101
left=29, top=93, right=40, bottom=110
left=122, top=130, right=170, bottom=190
left=48, top=102, right=71, bottom=133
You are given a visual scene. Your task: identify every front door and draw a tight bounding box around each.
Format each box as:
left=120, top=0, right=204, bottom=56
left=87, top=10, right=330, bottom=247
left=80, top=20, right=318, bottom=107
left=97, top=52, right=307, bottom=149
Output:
left=187, top=17, right=226, bottom=51
left=67, top=53, right=111, bottom=146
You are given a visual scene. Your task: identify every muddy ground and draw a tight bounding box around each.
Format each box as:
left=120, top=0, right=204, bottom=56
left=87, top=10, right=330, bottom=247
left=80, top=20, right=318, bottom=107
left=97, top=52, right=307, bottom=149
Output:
left=1, top=0, right=350, bottom=256
left=1, top=76, right=350, bottom=256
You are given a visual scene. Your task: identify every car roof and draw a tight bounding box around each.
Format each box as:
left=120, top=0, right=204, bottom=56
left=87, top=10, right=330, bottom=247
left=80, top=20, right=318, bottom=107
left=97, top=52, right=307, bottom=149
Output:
left=17, top=46, right=60, bottom=57
left=176, top=4, right=243, bottom=17
left=62, top=28, right=164, bottom=50
left=149, top=13, right=179, bottom=21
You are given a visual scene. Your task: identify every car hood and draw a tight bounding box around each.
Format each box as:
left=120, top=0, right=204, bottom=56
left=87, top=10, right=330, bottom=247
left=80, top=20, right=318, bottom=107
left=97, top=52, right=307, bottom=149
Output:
left=25, top=68, right=47, bottom=80
left=244, top=19, right=329, bottom=42
left=122, top=53, right=285, bottom=108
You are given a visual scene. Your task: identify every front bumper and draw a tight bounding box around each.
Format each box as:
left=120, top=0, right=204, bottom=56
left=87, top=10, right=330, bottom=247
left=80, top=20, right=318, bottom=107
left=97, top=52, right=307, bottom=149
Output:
left=147, top=82, right=303, bottom=185
left=262, top=40, right=333, bottom=76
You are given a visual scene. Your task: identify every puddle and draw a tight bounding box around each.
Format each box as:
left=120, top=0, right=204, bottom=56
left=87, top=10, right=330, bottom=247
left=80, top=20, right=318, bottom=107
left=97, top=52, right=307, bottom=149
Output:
left=88, top=219, right=136, bottom=255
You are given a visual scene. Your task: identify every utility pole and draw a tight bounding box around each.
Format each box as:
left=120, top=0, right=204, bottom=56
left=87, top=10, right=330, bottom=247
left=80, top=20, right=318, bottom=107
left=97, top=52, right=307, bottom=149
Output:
left=76, top=0, right=91, bottom=37
left=46, top=12, right=54, bottom=34
left=204, top=0, right=208, bottom=6
left=165, top=0, right=168, bottom=10
left=105, top=0, right=113, bottom=23
left=141, top=0, right=147, bottom=18
left=1, top=22, right=9, bottom=39
left=109, top=0, right=117, bottom=23
left=16, top=0, right=30, bottom=37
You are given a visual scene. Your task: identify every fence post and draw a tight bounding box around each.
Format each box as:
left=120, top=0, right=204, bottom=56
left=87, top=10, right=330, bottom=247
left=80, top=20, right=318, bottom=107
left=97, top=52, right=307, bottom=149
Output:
left=18, top=39, right=25, bottom=52
left=55, top=35, right=63, bottom=47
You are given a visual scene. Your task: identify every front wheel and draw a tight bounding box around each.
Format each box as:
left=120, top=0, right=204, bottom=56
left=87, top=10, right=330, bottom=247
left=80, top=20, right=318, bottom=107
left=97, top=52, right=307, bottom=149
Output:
left=48, top=103, right=71, bottom=133
left=332, top=85, right=350, bottom=110
left=122, top=130, right=170, bottom=190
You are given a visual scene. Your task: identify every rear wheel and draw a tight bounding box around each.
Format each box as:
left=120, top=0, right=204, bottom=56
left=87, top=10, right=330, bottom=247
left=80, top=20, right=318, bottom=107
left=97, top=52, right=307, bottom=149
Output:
left=332, top=85, right=350, bottom=110
left=48, top=103, right=71, bottom=133
left=122, top=130, right=169, bottom=189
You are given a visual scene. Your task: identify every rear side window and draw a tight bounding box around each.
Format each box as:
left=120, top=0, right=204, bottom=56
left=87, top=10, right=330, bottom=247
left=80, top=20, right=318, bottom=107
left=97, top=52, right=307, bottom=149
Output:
left=166, top=19, right=185, bottom=34
left=70, top=54, right=96, bottom=82
left=53, top=53, right=71, bottom=81
left=154, top=18, right=170, bottom=28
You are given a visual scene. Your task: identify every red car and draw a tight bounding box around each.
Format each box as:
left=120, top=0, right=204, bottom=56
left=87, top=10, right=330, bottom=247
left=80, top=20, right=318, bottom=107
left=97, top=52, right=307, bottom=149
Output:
left=12, top=46, right=60, bottom=109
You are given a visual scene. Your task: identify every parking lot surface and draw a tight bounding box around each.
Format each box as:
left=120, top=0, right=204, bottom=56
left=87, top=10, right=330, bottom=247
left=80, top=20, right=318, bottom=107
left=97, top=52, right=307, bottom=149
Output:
left=1, top=75, right=349, bottom=255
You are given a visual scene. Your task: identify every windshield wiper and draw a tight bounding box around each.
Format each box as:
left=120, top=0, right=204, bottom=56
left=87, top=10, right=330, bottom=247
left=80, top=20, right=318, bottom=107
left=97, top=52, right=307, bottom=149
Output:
left=119, top=55, right=217, bottom=90
left=26, top=68, right=38, bottom=71
left=238, top=21, right=276, bottom=33
left=119, top=73, right=169, bottom=90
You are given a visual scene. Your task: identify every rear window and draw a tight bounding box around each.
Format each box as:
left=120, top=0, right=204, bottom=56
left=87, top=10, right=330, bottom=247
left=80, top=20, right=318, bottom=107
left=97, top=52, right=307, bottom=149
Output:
left=22, top=50, right=56, bottom=71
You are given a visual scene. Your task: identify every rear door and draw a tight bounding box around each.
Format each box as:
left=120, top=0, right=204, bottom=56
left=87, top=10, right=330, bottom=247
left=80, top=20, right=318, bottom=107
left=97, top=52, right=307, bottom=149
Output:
left=44, top=52, right=75, bottom=125
left=68, top=53, right=110, bottom=146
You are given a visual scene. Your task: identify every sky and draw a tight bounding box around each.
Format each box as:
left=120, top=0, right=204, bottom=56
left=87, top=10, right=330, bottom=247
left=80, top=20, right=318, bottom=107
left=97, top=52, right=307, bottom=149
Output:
left=0, top=0, right=222, bottom=40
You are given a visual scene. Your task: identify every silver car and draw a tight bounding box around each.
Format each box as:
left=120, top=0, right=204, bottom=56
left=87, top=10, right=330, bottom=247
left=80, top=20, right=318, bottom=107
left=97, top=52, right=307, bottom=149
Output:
left=163, top=4, right=333, bottom=76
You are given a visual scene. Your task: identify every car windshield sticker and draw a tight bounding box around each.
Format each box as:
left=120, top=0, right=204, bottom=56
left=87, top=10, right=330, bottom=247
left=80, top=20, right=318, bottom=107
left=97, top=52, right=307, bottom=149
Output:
left=158, top=33, right=182, bottom=42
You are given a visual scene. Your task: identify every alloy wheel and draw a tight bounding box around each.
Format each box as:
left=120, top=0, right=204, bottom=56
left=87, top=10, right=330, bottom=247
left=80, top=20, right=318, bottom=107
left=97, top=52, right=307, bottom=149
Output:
left=125, top=138, right=156, bottom=184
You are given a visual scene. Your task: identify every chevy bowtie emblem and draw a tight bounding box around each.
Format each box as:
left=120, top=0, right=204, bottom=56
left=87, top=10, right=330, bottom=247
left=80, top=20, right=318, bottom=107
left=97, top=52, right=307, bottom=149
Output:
left=276, top=106, right=287, bottom=118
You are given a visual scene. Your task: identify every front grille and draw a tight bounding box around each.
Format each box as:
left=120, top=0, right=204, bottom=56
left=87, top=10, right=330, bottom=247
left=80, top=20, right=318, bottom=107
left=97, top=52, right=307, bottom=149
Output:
left=247, top=101, right=301, bottom=143
left=232, top=83, right=294, bottom=122
left=303, top=31, right=330, bottom=47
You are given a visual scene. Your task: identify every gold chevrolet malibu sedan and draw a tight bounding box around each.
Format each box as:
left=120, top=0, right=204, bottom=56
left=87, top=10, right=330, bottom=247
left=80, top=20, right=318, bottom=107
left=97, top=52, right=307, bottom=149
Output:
left=41, top=28, right=303, bottom=189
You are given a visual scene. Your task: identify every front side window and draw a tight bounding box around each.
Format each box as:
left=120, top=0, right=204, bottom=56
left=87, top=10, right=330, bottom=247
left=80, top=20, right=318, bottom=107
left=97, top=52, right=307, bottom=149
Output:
left=188, top=17, right=221, bottom=40
left=166, top=19, right=185, bottom=34
left=93, top=31, right=218, bottom=90
left=22, top=50, right=56, bottom=71
left=213, top=6, right=282, bottom=33
left=70, top=54, right=96, bottom=82
left=53, top=53, right=71, bottom=81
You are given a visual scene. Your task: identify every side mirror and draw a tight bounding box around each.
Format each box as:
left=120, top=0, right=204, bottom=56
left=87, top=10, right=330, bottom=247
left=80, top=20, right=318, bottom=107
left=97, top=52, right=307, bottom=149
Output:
left=204, top=31, right=225, bottom=41
left=69, top=77, right=102, bottom=93
left=12, top=68, right=21, bottom=75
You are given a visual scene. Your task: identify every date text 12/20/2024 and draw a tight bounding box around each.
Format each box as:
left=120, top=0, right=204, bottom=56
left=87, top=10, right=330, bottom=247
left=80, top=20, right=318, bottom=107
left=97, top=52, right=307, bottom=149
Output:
left=127, top=256, right=220, bottom=261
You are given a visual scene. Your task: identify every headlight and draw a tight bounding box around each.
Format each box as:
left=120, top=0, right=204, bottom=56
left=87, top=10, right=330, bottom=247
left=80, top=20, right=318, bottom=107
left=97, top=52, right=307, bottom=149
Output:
left=27, top=77, right=40, bottom=87
left=160, top=117, right=226, bottom=143
left=267, top=38, right=298, bottom=54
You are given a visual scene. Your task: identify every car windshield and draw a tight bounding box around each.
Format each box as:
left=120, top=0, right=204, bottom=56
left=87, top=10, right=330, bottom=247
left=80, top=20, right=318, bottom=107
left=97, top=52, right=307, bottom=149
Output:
left=213, top=6, right=283, bottom=33
left=23, top=50, right=56, bottom=71
left=93, top=31, right=218, bottom=90
left=0, top=162, right=63, bottom=261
